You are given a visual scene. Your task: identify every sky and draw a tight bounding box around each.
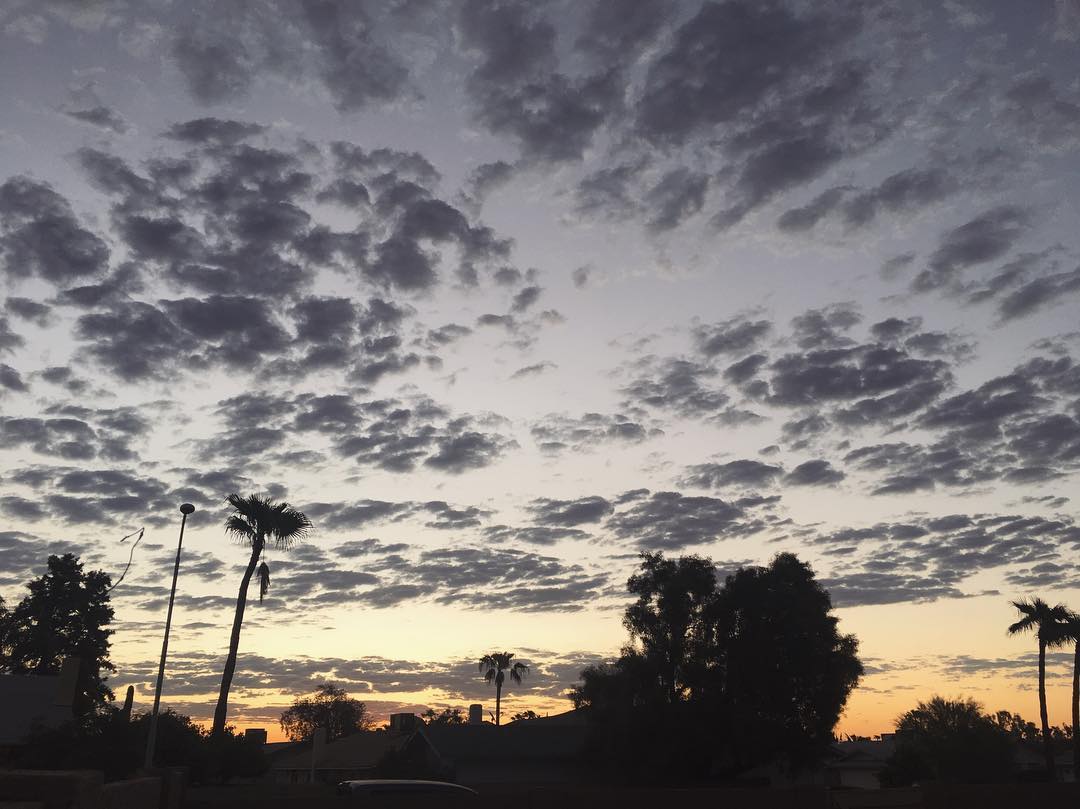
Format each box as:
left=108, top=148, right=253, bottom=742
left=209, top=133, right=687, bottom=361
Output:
left=1, top=0, right=1080, bottom=741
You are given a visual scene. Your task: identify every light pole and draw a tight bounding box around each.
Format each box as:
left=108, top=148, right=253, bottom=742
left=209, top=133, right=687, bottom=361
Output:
left=144, top=503, right=195, bottom=770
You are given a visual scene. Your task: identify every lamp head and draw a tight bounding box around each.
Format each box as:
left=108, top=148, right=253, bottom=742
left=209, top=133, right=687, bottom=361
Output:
left=180, top=503, right=195, bottom=515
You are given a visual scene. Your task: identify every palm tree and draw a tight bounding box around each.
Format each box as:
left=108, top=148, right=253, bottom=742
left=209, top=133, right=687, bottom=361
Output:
left=1055, top=611, right=1080, bottom=781
left=478, top=652, right=528, bottom=727
left=212, top=493, right=311, bottom=736
left=1007, top=597, right=1071, bottom=779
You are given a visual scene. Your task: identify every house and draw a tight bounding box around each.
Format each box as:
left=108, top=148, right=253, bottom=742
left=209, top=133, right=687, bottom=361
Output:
left=265, top=727, right=433, bottom=784
left=0, top=658, right=79, bottom=754
left=264, top=710, right=591, bottom=787
left=824, top=737, right=896, bottom=789
left=419, top=710, right=590, bottom=785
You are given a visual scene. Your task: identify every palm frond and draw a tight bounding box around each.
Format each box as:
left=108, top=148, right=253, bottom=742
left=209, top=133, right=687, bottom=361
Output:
left=257, top=561, right=270, bottom=603
left=224, top=493, right=312, bottom=550
left=509, top=662, right=529, bottom=684
left=224, top=514, right=259, bottom=546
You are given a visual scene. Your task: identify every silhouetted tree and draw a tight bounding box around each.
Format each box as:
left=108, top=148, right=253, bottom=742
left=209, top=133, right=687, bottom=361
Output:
left=711, top=553, right=863, bottom=770
left=624, top=552, right=717, bottom=704
left=212, top=493, right=311, bottom=736
left=510, top=710, right=540, bottom=721
left=1058, top=611, right=1080, bottom=778
left=479, top=652, right=528, bottom=726
left=421, top=707, right=465, bottom=725
left=1008, top=597, right=1071, bottom=778
left=880, top=697, right=1014, bottom=786
left=0, top=554, right=114, bottom=714
left=280, top=683, right=372, bottom=741
left=14, top=707, right=264, bottom=784
left=571, top=552, right=862, bottom=782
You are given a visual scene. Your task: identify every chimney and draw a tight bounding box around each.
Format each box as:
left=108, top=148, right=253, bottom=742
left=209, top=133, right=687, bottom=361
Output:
left=468, top=704, right=483, bottom=725
left=245, top=728, right=268, bottom=745
left=54, top=657, right=81, bottom=708
left=389, top=713, right=420, bottom=733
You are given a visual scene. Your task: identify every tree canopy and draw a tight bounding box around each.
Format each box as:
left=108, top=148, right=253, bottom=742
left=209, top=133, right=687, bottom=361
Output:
left=880, top=697, right=1015, bottom=786
left=279, top=683, right=372, bottom=742
left=0, top=553, right=114, bottom=714
left=570, top=551, right=862, bottom=782
left=421, top=707, right=465, bottom=725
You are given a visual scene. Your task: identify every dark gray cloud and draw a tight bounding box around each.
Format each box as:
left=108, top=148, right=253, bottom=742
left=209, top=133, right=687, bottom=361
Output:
left=997, top=266, right=1080, bottom=321
left=0, top=316, right=23, bottom=354
left=783, top=459, right=845, bottom=487
left=680, top=459, right=783, bottom=490
left=693, top=317, right=772, bottom=357
left=171, top=1, right=412, bottom=111
left=458, top=0, right=621, bottom=163
left=806, top=511, right=1080, bottom=607
left=606, top=490, right=777, bottom=550
left=528, top=496, right=613, bottom=527
left=0, top=177, right=110, bottom=283
left=0, top=363, right=26, bottom=392
left=530, top=411, right=662, bottom=454
left=510, top=361, right=555, bottom=380
left=915, top=206, right=1030, bottom=292
left=778, top=166, right=958, bottom=232
left=62, top=104, right=129, bottom=134
left=5, top=296, right=52, bottom=326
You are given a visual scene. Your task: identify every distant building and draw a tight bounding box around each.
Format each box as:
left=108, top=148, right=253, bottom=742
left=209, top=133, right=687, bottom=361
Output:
left=263, top=709, right=590, bottom=787
left=0, top=658, right=80, bottom=754
left=419, top=709, right=589, bottom=785
left=265, top=726, right=432, bottom=784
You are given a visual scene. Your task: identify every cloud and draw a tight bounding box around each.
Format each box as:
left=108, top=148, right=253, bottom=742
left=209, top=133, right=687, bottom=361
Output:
left=997, top=266, right=1080, bottom=321
left=528, top=496, right=613, bottom=527
left=62, top=104, right=129, bottom=134
left=170, top=2, right=413, bottom=111
left=693, top=317, right=772, bottom=357
left=783, top=459, right=845, bottom=487
left=510, top=361, right=555, bottom=380
left=680, top=459, right=783, bottom=490
left=458, top=0, right=620, bottom=163
left=915, top=206, right=1030, bottom=292
left=807, top=511, right=1080, bottom=606
left=0, top=178, right=110, bottom=283
left=530, top=412, right=661, bottom=453
left=607, top=491, right=776, bottom=550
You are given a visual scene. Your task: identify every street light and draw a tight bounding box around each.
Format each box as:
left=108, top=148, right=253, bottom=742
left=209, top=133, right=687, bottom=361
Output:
left=144, top=503, right=195, bottom=770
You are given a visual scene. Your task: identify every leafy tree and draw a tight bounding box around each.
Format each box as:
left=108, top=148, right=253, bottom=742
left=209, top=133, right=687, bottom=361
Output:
left=710, top=552, right=863, bottom=769
left=280, top=683, right=373, bottom=741
left=421, top=707, right=465, bottom=725
left=623, top=552, right=717, bottom=703
left=571, top=552, right=862, bottom=782
left=510, top=710, right=540, bottom=722
left=213, top=493, right=311, bottom=736
left=13, top=707, right=264, bottom=784
left=0, top=554, right=114, bottom=714
left=1007, top=597, right=1071, bottom=778
left=479, top=652, right=529, bottom=726
left=879, top=697, right=1014, bottom=786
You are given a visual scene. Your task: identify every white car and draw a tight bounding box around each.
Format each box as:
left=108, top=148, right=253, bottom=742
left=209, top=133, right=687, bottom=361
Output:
left=336, top=779, right=478, bottom=800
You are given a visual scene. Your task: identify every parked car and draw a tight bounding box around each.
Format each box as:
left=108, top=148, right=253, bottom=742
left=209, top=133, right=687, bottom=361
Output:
left=336, top=779, right=478, bottom=800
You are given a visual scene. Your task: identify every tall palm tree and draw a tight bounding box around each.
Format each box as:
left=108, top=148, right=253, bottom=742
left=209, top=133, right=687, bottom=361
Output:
left=212, top=493, right=311, bottom=736
left=479, top=652, right=528, bottom=727
left=1007, top=597, right=1071, bottom=779
left=1056, top=611, right=1080, bottom=781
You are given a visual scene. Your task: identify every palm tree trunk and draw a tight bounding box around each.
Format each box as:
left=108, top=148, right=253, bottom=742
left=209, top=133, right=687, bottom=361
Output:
left=1073, top=640, right=1079, bottom=780
left=212, top=538, right=262, bottom=736
left=495, top=680, right=502, bottom=727
left=1039, top=639, right=1056, bottom=779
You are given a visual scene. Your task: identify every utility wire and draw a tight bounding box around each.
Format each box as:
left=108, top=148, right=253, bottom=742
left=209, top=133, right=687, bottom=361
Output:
left=107, top=527, right=145, bottom=592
